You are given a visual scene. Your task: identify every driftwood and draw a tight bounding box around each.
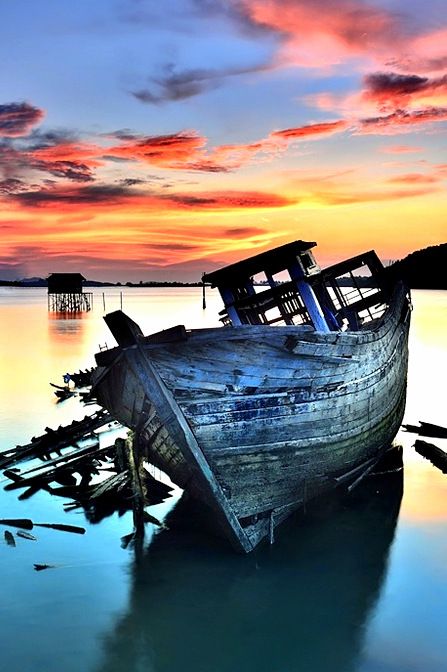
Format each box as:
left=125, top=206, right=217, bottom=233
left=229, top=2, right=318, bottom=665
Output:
left=414, top=440, right=447, bottom=474
left=4, top=530, right=15, bottom=546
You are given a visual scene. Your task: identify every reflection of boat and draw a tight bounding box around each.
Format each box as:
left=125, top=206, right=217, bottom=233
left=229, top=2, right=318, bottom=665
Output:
left=93, top=241, right=411, bottom=552
left=95, top=469, right=403, bottom=672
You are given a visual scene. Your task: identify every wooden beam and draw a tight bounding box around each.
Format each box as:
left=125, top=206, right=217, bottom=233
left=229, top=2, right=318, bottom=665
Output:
left=126, top=345, right=253, bottom=552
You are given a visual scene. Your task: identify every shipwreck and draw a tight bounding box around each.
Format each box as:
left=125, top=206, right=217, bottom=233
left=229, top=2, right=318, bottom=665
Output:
left=92, top=240, right=411, bottom=552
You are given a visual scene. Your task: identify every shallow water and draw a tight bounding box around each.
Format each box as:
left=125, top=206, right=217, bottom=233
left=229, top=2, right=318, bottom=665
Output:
left=0, top=287, right=446, bottom=672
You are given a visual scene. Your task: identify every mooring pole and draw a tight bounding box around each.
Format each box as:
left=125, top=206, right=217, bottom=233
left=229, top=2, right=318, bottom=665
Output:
left=202, top=275, right=206, bottom=310
left=102, top=292, right=106, bottom=312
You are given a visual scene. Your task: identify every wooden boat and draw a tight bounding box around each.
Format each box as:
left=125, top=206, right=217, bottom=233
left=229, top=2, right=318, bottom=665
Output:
left=92, top=240, right=411, bottom=552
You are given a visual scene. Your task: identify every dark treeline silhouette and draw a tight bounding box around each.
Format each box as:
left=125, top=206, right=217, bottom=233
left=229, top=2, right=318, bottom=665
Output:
left=384, top=243, right=447, bottom=289
left=1, top=243, right=446, bottom=288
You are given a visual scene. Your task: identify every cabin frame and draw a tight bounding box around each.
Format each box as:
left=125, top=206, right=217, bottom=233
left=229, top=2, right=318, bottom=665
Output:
left=203, top=241, right=388, bottom=333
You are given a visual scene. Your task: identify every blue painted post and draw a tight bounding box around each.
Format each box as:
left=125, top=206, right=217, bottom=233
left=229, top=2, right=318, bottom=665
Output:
left=219, top=287, right=242, bottom=325
left=289, top=261, right=330, bottom=332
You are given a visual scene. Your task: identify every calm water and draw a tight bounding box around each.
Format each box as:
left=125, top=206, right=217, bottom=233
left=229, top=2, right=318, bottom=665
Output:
left=0, top=287, right=446, bottom=672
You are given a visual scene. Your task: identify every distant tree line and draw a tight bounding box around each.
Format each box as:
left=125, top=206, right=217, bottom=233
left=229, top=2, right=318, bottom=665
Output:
left=1, top=244, right=446, bottom=288
left=383, top=243, right=447, bottom=289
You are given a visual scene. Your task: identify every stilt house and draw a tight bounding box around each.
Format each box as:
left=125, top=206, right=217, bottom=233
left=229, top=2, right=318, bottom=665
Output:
left=47, top=273, right=92, bottom=312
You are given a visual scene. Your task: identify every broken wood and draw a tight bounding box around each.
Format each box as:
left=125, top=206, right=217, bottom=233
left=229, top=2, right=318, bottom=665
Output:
left=0, top=410, right=113, bottom=470
left=6, top=440, right=106, bottom=485
left=414, top=439, right=447, bottom=473
left=4, top=530, right=15, bottom=546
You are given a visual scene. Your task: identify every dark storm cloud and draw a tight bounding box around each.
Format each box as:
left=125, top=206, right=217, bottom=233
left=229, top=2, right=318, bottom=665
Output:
left=359, top=107, right=447, bottom=133
left=362, top=71, right=447, bottom=111
left=132, top=62, right=267, bottom=104
left=0, top=102, right=45, bottom=137
left=0, top=178, right=33, bottom=195
left=13, top=184, right=133, bottom=206
left=30, top=159, right=95, bottom=182
left=118, top=177, right=147, bottom=186
left=26, top=129, right=79, bottom=150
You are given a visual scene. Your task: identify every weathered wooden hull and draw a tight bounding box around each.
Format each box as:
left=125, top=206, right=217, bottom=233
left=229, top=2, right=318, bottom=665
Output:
left=93, top=284, right=410, bottom=552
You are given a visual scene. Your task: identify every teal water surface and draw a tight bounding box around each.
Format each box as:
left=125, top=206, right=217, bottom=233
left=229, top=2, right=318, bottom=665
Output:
left=0, top=287, right=446, bottom=672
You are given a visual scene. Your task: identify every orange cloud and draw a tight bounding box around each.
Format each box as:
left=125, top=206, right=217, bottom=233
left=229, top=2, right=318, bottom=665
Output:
left=6, top=182, right=294, bottom=213
left=28, top=140, right=103, bottom=164
left=386, top=173, right=440, bottom=185
left=2, top=117, right=352, bottom=188
left=107, top=131, right=207, bottom=168
left=380, top=145, right=423, bottom=154
left=271, top=120, right=348, bottom=140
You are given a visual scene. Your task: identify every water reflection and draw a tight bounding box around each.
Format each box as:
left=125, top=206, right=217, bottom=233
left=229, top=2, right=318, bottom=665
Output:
left=96, top=472, right=403, bottom=672
left=47, top=310, right=90, bottom=338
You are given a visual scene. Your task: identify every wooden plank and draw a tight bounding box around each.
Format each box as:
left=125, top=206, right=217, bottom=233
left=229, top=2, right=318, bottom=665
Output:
left=124, top=347, right=253, bottom=552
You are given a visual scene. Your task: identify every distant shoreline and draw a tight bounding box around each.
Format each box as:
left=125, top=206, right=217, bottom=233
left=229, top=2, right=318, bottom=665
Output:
left=2, top=243, right=446, bottom=290
left=0, top=280, right=203, bottom=288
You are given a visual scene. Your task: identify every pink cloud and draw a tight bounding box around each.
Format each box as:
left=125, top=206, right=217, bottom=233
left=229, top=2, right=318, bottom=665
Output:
left=240, top=0, right=409, bottom=69
left=392, top=28, right=447, bottom=75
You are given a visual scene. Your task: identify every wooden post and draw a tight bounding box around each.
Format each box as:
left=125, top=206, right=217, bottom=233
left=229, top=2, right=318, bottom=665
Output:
left=269, top=510, right=275, bottom=545
left=120, top=291, right=123, bottom=310
left=102, top=292, right=106, bottom=312
left=202, top=279, right=206, bottom=310
left=125, top=434, right=146, bottom=539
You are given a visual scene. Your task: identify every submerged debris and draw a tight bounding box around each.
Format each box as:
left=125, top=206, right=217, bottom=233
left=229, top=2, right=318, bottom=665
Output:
left=4, top=530, right=15, bottom=547
left=34, top=564, right=56, bottom=572
left=17, top=530, right=37, bottom=541
left=2, top=410, right=174, bottom=549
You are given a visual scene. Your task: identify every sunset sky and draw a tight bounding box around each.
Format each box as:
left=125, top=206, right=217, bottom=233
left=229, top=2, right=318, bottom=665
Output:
left=0, top=0, right=446, bottom=281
